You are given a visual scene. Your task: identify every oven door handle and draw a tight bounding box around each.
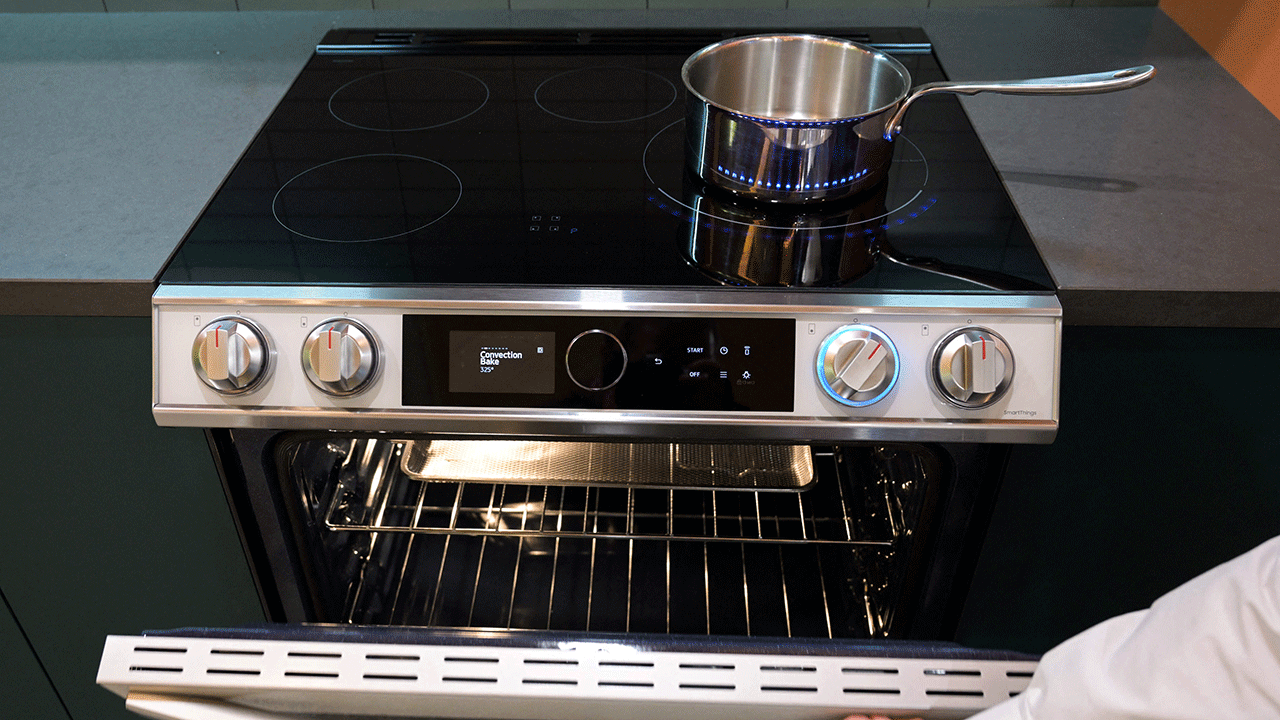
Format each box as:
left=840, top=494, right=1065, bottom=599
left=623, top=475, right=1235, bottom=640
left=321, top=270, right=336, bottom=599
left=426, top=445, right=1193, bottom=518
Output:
left=125, top=692, right=313, bottom=720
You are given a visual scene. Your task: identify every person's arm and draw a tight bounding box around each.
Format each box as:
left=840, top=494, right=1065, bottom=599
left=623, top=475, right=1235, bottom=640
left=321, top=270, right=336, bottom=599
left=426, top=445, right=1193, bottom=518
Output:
left=969, top=534, right=1280, bottom=719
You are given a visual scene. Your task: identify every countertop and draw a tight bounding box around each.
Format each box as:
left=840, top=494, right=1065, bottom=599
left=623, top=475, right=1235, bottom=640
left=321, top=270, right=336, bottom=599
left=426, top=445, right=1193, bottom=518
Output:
left=2, top=8, right=1278, bottom=326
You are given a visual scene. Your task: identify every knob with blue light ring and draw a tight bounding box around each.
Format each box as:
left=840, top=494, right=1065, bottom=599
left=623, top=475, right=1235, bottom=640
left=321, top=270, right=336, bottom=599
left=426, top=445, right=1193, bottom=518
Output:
left=816, top=325, right=900, bottom=407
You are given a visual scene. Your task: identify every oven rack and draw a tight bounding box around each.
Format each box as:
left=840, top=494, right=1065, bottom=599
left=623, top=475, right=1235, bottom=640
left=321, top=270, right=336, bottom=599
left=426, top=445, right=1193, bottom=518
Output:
left=348, top=526, right=896, bottom=636
left=322, top=443, right=899, bottom=547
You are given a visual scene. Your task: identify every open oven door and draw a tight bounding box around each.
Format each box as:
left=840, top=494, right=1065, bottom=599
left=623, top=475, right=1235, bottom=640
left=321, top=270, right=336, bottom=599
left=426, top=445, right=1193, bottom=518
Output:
left=99, top=626, right=1036, bottom=720
left=101, top=435, right=1038, bottom=719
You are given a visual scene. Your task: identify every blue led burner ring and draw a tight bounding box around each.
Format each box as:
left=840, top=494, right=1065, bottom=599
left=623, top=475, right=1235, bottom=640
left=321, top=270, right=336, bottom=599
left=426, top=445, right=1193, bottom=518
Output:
left=645, top=120, right=931, bottom=232
left=816, top=325, right=901, bottom=408
left=715, top=156, right=877, bottom=192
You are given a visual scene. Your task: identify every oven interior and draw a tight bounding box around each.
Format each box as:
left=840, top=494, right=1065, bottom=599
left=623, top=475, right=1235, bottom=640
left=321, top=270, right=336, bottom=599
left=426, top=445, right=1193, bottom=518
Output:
left=253, top=435, right=978, bottom=642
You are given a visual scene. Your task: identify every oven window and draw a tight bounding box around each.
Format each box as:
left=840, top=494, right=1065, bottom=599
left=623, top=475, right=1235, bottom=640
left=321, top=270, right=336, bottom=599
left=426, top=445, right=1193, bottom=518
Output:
left=280, top=437, right=940, bottom=640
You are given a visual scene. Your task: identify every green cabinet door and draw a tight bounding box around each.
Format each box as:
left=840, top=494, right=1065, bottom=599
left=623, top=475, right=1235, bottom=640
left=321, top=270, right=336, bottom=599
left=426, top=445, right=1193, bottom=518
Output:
left=0, top=316, right=264, bottom=720
left=0, top=591, right=69, bottom=720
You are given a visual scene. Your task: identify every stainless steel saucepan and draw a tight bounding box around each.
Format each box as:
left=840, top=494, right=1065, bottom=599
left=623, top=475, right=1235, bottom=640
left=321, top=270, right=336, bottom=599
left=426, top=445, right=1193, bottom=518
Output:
left=682, top=34, right=1156, bottom=204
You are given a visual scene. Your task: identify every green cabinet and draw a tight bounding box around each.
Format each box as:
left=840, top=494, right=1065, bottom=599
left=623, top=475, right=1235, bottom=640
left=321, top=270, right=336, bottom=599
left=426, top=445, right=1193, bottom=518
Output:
left=958, top=325, right=1280, bottom=653
left=0, top=316, right=263, bottom=720
left=0, top=592, right=68, bottom=720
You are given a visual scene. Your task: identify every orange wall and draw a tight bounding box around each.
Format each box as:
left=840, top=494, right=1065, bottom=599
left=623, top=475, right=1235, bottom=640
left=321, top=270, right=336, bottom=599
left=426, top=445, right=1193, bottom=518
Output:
left=1160, top=0, right=1280, bottom=119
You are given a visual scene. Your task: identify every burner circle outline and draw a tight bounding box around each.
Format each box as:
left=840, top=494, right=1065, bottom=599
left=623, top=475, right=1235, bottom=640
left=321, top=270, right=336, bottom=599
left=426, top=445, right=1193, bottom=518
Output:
left=272, top=153, right=463, bottom=243
left=535, top=66, right=678, bottom=124
left=328, top=67, right=490, bottom=132
left=642, top=119, right=929, bottom=231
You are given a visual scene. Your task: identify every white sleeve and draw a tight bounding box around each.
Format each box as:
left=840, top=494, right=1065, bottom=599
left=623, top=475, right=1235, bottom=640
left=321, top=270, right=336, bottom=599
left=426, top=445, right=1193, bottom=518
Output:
left=968, top=534, right=1280, bottom=720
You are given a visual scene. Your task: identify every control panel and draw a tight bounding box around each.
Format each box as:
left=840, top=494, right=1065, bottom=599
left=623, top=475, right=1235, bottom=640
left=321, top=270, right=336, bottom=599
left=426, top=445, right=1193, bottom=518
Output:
left=401, top=315, right=794, bottom=412
left=154, top=291, right=1060, bottom=443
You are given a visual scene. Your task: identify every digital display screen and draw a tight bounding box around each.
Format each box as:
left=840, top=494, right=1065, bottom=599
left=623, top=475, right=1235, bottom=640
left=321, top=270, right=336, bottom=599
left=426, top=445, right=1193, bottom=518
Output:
left=448, top=330, right=556, bottom=394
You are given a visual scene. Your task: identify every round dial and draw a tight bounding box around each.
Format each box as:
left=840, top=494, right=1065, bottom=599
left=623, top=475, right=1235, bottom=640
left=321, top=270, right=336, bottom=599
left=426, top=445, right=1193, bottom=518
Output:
left=565, top=329, right=627, bottom=391
left=301, top=319, right=380, bottom=397
left=817, top=325, right=899, bottom=407
left=932, top=327, right=1014, bottom=408
left=192, top=317, right=270, bottom=395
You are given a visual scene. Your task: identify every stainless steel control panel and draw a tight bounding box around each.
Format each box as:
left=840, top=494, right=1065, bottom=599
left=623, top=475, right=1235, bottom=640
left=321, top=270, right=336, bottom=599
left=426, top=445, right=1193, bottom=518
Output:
left=155, top=285, right=1061, bottom=443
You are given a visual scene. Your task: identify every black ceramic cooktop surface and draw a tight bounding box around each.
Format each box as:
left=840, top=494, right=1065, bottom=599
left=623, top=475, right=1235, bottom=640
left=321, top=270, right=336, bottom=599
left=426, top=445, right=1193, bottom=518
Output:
left=158, top=28, right=1054, bottom=294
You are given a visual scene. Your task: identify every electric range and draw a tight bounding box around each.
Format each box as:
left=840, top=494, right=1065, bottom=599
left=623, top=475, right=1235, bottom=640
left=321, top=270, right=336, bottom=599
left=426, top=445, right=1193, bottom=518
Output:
left=152, top=27, right=1060, bottom=443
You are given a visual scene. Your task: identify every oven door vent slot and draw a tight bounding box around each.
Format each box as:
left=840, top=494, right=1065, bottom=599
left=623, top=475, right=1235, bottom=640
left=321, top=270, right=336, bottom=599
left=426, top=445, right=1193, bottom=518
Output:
left=761, top=685, right=818, bottom=693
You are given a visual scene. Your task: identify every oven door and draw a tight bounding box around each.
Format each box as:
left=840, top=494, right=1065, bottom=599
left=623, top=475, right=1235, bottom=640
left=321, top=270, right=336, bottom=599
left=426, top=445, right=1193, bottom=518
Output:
left=99, top=627, right=1036, bottom=720
left=98, top=432, right=1035, bottom=719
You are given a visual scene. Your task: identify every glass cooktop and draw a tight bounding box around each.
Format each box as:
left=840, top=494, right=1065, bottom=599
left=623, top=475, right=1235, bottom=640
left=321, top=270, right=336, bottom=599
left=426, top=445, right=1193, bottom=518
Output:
left=158, top=27, right=1055, bottom=294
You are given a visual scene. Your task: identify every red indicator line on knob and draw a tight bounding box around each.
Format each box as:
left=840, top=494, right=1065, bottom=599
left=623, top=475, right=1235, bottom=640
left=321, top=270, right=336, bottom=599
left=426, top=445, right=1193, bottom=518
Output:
left=981, top=338, right=987, bottom=360
left=215, top=329, right=220, bottom=348
left=869, top=342, right=882, bottom=359
left=328, top=327, right=333, bottom=350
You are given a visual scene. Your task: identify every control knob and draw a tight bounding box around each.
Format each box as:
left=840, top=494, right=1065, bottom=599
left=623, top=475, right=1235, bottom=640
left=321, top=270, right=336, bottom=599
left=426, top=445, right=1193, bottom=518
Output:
left=932, top=327, right=1014, bottom=408
left=301, top=319, right=380, bottom=396
left=817, top=325, right=899, bottom=407
left=192, top=317, right=270, bottom=395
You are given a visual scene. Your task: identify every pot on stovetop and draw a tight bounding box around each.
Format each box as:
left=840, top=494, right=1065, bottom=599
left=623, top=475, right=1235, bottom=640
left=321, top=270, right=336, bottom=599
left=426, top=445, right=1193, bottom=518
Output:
left=682, top=33, right=1155, bottom=205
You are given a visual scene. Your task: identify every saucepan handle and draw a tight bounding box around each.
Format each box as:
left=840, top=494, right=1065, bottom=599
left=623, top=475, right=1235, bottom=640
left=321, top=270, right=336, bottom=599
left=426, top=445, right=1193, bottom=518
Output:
left=884, top=64, right=1156, bottom=139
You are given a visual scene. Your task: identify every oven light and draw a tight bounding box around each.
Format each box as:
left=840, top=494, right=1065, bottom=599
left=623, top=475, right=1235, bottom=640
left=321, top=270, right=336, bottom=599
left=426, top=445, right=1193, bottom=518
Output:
left=484, top=501, right=547, bottom=530
left=500, top=502, right=545, bottom=515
